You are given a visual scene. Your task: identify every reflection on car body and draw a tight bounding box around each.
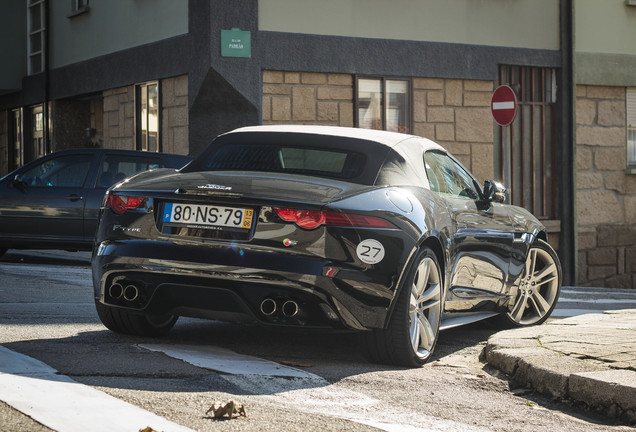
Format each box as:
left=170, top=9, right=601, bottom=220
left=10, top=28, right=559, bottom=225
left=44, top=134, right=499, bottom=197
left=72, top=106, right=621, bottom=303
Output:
left=0, top=149, right=192, bottom=256
left=91, top=125, right=561, bottom=367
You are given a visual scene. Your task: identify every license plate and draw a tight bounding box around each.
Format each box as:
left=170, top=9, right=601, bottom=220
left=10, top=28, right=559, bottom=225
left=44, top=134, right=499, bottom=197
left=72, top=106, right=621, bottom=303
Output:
left=162, top=203, right=254, bottom=230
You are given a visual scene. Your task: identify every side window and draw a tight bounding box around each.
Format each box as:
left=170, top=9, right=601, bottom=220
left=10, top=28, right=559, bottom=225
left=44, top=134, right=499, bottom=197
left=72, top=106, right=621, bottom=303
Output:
left=97, top=155, right=164, bottom=188
left=21, top=154, right=92, bottom=188
left=424, top=151, right=480, bottom=200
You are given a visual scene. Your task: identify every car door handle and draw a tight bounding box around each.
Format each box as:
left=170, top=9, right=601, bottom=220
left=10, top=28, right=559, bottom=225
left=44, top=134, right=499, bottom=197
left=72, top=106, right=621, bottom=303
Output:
left=66, top=194, right=84, bottom=201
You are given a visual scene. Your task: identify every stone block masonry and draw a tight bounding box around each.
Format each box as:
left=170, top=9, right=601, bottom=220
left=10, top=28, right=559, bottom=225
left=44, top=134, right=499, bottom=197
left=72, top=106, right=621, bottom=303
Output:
left=575, top=85, right=635, bottom=288
left=262, top=71, right=354, bottom=128
left=102, top=75, right=189, bottom=155
left=103, top=86, right=135, bottom=150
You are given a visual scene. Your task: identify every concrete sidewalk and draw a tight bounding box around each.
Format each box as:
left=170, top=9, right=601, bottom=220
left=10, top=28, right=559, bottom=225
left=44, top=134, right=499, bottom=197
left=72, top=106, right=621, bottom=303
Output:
left=484, top=309, right=636, bottom=424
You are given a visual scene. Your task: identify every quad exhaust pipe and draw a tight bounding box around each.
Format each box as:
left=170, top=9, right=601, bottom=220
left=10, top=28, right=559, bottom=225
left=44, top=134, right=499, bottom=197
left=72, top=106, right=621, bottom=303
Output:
left=108, top=281, right=140, bottom=302
left=260, top=298, right=277, bottom=316
left=260, top=298, right=300, bottom=318
left=108, top=282, right=124, bottom=300
left=282, top=300, right=299, bottom=318
left=123, top=284, right=139, bottom=302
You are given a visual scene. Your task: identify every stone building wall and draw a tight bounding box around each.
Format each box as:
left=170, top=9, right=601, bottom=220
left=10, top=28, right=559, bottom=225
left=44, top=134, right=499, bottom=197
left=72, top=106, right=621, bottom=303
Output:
left=102, top=85, right=135, bottom=150
left=51, top=99, right=91, bottom=151
left=89, top=98, right=104, bottom=148
left=101, top=75, right=189, bottom=154
left=412, top=78, right=494, bottom=183
left=262, top=71, right=495, bottom=183
left=576, top=85, right=636, bottom=288
left=262, top=71, right=354, bottom=127
left=161, top=75, right=189, bottom=155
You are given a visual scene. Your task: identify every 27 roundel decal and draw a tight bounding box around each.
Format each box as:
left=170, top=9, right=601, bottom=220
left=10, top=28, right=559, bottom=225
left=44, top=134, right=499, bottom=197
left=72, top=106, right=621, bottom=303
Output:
left=356, top=239, right=385, bottom=264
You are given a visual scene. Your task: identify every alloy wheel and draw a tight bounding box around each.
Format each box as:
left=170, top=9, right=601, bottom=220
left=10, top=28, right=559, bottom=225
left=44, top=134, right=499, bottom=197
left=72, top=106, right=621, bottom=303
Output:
left=408, top=255, right=442, bottom=359
left=507, top=241, right=561, bottom=326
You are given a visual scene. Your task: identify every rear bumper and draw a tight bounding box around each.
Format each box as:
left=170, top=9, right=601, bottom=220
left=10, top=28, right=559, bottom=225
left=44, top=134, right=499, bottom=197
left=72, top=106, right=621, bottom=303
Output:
left=92, top=239, right=406, bottom=330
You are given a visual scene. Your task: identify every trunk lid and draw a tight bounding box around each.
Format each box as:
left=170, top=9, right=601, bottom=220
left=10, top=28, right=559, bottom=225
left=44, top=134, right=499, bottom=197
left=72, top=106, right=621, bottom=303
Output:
left=119, top=170, right=375, bottom=205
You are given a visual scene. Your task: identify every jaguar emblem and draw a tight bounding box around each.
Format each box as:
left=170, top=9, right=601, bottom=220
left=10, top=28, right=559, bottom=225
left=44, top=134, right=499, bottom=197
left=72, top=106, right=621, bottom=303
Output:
left=197, top=184, right=232, bottom=191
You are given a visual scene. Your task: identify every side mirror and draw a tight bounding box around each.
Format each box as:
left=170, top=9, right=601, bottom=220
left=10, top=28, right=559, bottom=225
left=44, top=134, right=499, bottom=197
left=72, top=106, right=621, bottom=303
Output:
left=10, top=174, right=27, bottom=190
left=483, top=180, right=508, bottom=203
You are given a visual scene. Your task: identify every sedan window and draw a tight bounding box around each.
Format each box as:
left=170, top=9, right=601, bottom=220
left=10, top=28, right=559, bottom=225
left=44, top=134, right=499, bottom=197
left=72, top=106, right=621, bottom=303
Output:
left=424, top=151, right=480, bottom=200
left=97, top=155, right=165, bottom=188
left=21, top=154, right=92, bottom=188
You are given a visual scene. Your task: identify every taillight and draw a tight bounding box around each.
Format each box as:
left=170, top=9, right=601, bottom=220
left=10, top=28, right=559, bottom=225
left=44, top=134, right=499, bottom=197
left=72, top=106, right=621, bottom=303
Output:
left=273, top=207, right=396, bottom=230
left=274, top=208, right=326, bottom=230
left=104, top=193, right=146, bottom=215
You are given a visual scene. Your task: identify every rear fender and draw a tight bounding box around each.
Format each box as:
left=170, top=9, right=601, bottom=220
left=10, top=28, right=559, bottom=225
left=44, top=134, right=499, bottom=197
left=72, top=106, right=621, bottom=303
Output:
left=382, top=233, right=447, bottom=329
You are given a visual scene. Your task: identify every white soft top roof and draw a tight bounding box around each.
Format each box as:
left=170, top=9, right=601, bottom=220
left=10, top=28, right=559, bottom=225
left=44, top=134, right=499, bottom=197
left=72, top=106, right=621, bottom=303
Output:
left=226, top=125, right=445, bottom=152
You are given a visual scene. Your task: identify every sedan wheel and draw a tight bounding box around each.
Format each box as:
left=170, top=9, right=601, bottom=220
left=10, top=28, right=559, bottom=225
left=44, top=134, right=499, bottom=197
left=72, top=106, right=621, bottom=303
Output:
left=364, top=248, right=442, bottom=367
left=505, top=239, right=561, bottom=326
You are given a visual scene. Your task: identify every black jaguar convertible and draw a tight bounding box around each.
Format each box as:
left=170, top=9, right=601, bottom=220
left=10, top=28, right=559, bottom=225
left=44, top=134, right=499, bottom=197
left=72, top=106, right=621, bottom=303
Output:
left=92, top=125, right=561, bottom=367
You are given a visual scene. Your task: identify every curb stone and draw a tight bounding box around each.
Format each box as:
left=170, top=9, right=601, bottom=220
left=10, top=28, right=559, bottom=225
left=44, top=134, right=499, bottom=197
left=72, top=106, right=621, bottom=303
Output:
left=484, top=311, right=636, bottom=424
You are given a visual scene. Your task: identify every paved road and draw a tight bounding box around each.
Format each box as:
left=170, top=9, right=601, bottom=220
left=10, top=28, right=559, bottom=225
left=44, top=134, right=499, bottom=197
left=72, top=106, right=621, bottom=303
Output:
left=553, top=286, right=636, bottom=317
left=0, top=249, right=633, bottom=432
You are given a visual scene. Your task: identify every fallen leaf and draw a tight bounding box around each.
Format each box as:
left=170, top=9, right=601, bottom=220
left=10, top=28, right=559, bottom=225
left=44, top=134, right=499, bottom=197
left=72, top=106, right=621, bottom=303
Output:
left=206, top=400, right=247, bottom=419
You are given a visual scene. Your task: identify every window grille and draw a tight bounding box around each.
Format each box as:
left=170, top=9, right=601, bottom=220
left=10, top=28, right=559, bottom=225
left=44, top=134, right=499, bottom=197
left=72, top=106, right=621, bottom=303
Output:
left=627, top=88, right=636, bottom=168
left=494, top=66, right=558, bottom=219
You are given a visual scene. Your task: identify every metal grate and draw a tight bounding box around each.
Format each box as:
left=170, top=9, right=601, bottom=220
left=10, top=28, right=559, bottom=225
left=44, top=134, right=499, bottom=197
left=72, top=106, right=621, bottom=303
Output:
left=494, top=66, right=558, bottom=220
left=627, top=88, right=636, bottom=167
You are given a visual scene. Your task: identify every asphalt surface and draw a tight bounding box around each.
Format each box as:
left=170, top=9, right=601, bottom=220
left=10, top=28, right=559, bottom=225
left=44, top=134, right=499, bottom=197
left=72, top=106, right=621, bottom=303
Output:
left=3, top=249, right=636, bottom=426
left=485, top=309, right=636, bottom=424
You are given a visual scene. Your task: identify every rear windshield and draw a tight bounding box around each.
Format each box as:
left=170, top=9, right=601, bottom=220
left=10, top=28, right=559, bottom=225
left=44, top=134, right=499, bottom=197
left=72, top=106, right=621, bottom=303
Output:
left=200, top=144, right=365, bottom=179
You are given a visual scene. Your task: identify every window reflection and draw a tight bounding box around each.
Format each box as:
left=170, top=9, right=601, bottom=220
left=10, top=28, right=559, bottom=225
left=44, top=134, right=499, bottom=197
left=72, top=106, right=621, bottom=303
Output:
left=358, top=79, right=382, bottom=130
left=386, top=80, right=409, bottom=133
left=356, top=77, right=410, bottom=133
left=136, top=82, right=160, bottom=152
left=424, top=151, right=479, bottom=200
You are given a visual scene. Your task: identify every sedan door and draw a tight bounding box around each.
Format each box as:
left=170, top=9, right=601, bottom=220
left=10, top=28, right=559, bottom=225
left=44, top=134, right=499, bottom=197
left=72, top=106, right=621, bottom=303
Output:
left=424, top=151, right=514, bottom=312
left=0, top=153, right=94, bottom=246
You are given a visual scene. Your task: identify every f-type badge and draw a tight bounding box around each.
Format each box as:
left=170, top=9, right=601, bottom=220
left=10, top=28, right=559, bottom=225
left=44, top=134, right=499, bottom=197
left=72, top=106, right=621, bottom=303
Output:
left=197, top=184, right=232, bottom=191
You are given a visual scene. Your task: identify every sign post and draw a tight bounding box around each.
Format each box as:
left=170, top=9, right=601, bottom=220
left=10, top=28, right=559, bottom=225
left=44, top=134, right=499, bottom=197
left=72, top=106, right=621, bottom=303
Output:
left=491, top=85, right=518, bottom=188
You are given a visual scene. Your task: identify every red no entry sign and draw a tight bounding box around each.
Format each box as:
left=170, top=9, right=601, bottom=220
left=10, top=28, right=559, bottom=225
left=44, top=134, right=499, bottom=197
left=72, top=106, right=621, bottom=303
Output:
left=491, top=85, right=518, bottom=126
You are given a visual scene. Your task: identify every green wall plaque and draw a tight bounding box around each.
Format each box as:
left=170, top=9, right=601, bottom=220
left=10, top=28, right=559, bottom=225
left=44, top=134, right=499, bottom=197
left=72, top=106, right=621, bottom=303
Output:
left=221, top=28, right=251, bottom=58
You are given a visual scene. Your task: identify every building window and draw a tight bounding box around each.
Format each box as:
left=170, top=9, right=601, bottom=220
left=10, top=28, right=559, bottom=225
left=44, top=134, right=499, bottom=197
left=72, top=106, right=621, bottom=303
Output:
left=31, top=105, right=45, bottom=159
left=10, top=109, right=23, bottom=170
left=356, top=77, right=411, bottom=133
left=136, top=82, right=160, bottom=152
left=27, top=0, right=46, bottom=75
left=627, top=88, right=636, bottom=171
left=494, top=66, right=558, bottom=219
left=67, top=0, right=90, bottom=18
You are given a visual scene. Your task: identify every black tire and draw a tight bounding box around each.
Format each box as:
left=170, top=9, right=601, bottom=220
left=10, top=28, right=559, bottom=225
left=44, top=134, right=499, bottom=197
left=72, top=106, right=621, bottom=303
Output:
left=95, top=300, right=178, bottom=337
left=364, top=248, right=443, bottom=367
left=502, top=239, right=561, bottom=327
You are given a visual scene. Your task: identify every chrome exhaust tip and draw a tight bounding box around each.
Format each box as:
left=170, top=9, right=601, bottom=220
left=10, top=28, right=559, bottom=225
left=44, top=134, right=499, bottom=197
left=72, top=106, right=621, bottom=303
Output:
left=260, top=298, right=277, bottom=316
left=123, top=284, right=139, bottom=302
left=108, top=283, right=124, bottom=300
left=282, top=300, right=299, bottom=318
